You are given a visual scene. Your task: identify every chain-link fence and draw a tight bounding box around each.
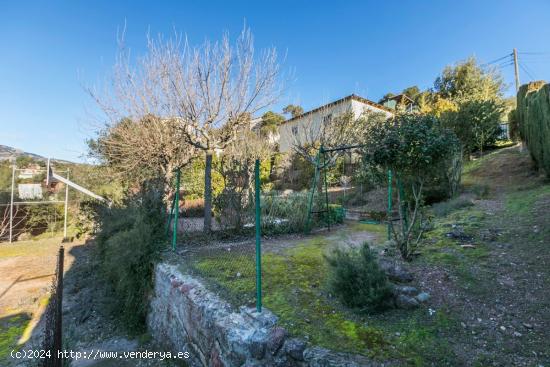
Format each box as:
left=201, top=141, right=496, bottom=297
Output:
left=41, top=245, right=64, bottom=367
left=165, top=151, right=395, bottom=312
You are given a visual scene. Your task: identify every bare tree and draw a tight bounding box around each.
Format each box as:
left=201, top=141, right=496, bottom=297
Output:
left=216, top=122, right=273, bottom=230
left=164, top=28, right=283, bottom=232
left=88, top=26, right=283, bottom=232
left=291, top=109, right=387, bottom=165
left=0, top=205, right=27, bottom=241
left=88, top=116, right=196, bottom=202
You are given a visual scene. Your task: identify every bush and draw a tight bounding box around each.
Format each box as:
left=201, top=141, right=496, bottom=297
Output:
left=95, top=182, right=165, bottom=333
left=261, top=191, right=309, bottom=235
left=431, top=197, right=473, bottom=217
left=319, top=204, right=345, bottom=225
left=517, top=81, right=550, bottom=177
left=325, top=243, right=393, bottom=313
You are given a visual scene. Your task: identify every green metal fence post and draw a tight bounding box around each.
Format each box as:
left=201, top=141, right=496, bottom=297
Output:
left=172, top=168, right=181, bottom=251
left=254, top=159, right=262, bottom=312
left=321, top=146, right=330, bottom=231
left=305, top=149, right=321, bottom=233
left=166, top=194, right=176, bottom=238
left=387, top=169, right=393, bottom=240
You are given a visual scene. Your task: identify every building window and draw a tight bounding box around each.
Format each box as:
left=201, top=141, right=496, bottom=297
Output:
left=322, top=114, right=333, bottom=124
left=291, top=126, right=298, bottom=135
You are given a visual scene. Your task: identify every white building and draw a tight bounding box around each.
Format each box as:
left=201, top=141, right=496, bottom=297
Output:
left=277, top=94, right=393, bottom=153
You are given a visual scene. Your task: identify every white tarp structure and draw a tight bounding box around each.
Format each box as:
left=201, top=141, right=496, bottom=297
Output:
left=18, top=184, right=43, bottom=199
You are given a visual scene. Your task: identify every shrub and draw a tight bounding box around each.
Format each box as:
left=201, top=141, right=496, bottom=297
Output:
left=95, top=182, right=165, bottom=333
left=319, top=204, right=345, bottom=225
left=431, top=197, right=473, bottom=217
left=517, top=81, right=550, bottom=177
left=325, top=243, right=393, bottom=313
left=261, top=191, right=309, bottom=235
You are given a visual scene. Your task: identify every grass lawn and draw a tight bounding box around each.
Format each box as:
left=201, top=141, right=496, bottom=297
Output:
left=185, top=223, right=459, bottom=364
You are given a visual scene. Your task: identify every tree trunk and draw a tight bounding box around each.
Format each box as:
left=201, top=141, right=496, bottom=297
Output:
left=204, top=151, right=213, bottom=233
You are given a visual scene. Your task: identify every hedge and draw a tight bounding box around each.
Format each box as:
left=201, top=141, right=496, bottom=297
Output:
left=517, top=81, right=550, bottom=176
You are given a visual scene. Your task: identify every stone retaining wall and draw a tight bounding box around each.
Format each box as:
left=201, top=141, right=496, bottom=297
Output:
left=148, top=264, right=374, bottom=367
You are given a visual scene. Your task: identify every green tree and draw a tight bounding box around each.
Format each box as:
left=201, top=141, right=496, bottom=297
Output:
left=361, top=114, right=460, bottom=260
left=432, top=57, right=506, bottom=154
left=434, top=56, right=505, bottom=103
left=442, top=100, right=503, bottom=155
left=282, top=104, right=304, bottom=118
left=260, top=111, right=285, bottom=135
left=401, top=85, right=421, bottom=101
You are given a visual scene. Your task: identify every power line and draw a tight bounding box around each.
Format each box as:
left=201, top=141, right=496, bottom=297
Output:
left=483, top=54, right=513, bottom=66
left=519, top=62, right=536, bottom=81
left=496, top=61, right=514, bottom=68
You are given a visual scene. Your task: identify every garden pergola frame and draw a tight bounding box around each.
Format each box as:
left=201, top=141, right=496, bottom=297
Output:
left=304, top=144, right=404, bottom=241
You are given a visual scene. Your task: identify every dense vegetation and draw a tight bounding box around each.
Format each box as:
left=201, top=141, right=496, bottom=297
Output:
left=517, top=81, right=550, bottom=176
left=94, top=182, right=165, bottom=333
left=381, top=57, right=508, bottom=157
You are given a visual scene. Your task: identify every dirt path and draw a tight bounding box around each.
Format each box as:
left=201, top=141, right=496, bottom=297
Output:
left=0, top=238, right=83, bottom=366
left=419, top=147, right=550, bottom=366
left=0, top=238, right=81, bottom=317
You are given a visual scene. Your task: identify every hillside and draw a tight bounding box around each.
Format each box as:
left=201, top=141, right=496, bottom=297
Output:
left=0, top=144, right=45, bottom=161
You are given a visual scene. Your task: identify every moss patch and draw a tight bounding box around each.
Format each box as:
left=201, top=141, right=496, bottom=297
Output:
left=189, top=227, right=456, bottom=363
left=421, top=207, right=490, bottom=292
left=0, top=313, right=32, bottom=361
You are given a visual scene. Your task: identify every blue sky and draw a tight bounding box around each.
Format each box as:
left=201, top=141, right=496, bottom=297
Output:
left=1, top=0, right=549, bottom=162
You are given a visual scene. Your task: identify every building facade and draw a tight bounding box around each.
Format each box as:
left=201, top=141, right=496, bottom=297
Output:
left=277, top=94, right=393, bottom=153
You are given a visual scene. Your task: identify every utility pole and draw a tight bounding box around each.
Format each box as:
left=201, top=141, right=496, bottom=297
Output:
left=9, top=164, right=15, bottom=243
left=513, top=48, right=520, bottom=92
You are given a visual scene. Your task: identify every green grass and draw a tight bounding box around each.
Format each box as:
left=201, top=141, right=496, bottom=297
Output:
left=421, top=207, right=490, bottom=292
left=189, top=225, right=457, bottom=363
left=505, top=185, right=550, bottom=216
left=0, top=313, right=32, bottom=361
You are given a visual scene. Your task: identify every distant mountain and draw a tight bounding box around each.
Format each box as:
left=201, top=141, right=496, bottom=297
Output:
left=0, top=144, right=45, bottom=161
left=0, top=145, right=76, bottom=164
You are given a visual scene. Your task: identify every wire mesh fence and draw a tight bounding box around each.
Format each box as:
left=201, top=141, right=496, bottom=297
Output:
left=166, top=154, right=393, bottom=312
left=41, top=245, right=64, bottom=367
left=0, top=201, right=82, bottom=242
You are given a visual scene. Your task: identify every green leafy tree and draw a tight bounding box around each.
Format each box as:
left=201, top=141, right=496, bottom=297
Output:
left=442, top=99, right=503, bottom=155
left=282, top=104, right=304, bottom=118
left=259, top=111, right=285, bottom=135
left=434, top=56, right=505, bottom=103
left=432, top=57, right=506, bottom=154
left=401, top=85, right=421, bottom=101
left=361, top=114, right=460, bottom=260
